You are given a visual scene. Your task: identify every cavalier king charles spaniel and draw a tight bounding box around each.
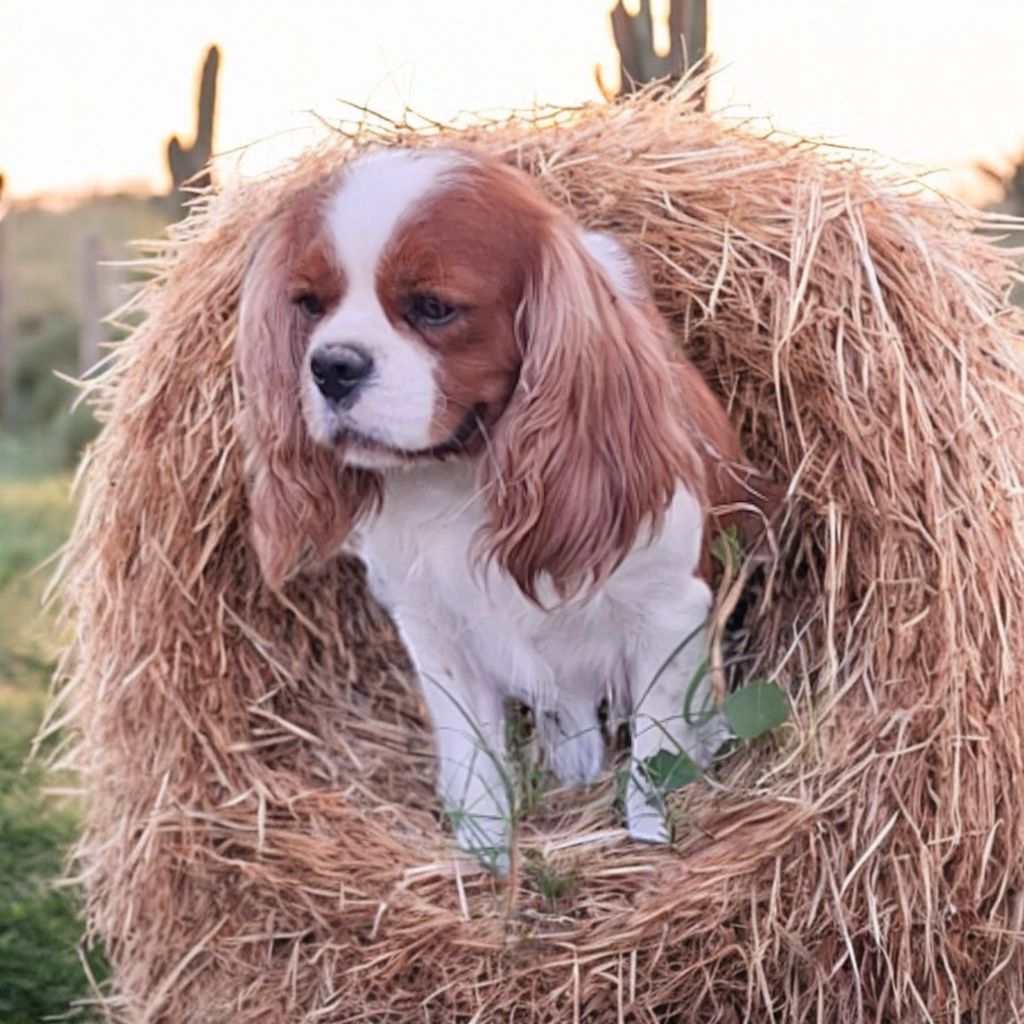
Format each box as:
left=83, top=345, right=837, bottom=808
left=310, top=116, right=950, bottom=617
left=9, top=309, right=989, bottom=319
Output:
left=237, top=147, right=773, bottom=870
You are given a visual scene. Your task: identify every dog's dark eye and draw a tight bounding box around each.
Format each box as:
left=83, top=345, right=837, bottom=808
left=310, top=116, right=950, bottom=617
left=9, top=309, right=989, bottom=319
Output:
left=409, top=294, right=458, bottom=327
left=295, top=293, right=325, bottom=320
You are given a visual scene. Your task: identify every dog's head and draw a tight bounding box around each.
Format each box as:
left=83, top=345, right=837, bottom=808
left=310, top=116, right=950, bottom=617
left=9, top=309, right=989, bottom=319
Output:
left=237, top=147, right=716, bottom=598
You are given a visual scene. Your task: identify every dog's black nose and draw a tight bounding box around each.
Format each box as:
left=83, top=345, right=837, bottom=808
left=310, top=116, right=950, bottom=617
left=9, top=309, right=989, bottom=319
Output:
left=310, top=344, right=374, bottom=403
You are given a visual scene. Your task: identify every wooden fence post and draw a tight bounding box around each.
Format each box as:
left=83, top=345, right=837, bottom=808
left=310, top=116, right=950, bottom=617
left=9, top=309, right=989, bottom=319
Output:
left=79, top=232, right=103, bottom=378
left=0, top=178, right=10, bottom=429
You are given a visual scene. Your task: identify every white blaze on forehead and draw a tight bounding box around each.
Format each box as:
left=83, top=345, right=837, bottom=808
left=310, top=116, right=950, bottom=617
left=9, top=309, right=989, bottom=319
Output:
left=307, top=148, right=469, bottom=455
left=325, top=148, right=468, bottom=286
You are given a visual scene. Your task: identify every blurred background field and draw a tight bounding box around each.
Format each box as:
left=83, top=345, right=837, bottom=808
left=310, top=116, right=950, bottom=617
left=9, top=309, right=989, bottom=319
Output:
left=0, top=48, right=225, bottom=1002
left=0, top=471, right=107, bottom=1021
left=0, top=196, right=167, bottom=1017
left=2, top=0, right=1024, bottom=1017
left=0, top=144, right=175, bottom=1021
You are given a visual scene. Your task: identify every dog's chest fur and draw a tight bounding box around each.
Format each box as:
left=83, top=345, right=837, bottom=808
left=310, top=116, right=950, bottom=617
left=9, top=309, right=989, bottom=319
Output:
left=354, top=459, right=707, bottom=718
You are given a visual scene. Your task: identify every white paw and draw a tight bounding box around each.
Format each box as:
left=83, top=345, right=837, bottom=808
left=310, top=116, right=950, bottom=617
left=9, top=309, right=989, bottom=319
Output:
left=625, top=778, right=671, bottom=844
left=681, top=711, right=732, bottom=770
left=547, top=727, right=605, bottom=787
left=451, top=810, right=512, bottom=875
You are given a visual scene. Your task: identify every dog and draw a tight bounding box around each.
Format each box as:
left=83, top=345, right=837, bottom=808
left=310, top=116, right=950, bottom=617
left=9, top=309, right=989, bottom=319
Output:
left=236, top=146, right=773, bottom=870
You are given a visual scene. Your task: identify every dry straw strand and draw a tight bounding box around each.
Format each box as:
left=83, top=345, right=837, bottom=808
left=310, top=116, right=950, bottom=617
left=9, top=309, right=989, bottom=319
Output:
left=54, top=78, right=1024, bottom=1022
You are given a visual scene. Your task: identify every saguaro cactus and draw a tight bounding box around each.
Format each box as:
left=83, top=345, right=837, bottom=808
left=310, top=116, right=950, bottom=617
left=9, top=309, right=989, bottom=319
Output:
left=981, top=159, right=1024, bottom=217
left=609, top=0, right=706, bottom=96
left=167, top=45, right=220, bottom=208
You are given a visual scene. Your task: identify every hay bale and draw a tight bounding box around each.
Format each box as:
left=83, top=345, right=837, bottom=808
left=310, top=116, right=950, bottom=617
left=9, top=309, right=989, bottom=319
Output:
left=56, top=81, right=1024, bottom=1021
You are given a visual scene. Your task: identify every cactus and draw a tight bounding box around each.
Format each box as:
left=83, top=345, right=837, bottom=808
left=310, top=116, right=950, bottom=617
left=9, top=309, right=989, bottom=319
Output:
left=608, top=0, right=706, bottom=97
left=167, top=45, right=220, bottom=207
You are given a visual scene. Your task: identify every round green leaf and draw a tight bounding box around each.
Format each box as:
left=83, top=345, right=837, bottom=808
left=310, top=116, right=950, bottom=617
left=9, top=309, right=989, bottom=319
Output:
left=643, top=750, right=701, bottom=793
left=724, top=680, right=790, bottom=740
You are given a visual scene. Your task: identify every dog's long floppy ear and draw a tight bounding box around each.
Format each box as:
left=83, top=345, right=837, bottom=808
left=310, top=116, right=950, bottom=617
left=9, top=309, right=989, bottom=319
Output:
left=479, top=222, right=703, bottom=602
left=236, top=199, right=379, bottom=590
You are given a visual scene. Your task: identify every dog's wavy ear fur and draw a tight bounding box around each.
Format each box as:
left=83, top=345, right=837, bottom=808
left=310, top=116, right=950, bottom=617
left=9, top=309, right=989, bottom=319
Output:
left=236, top=194, right=379, bottom=589
left=478, top=221, right=704, bottom=602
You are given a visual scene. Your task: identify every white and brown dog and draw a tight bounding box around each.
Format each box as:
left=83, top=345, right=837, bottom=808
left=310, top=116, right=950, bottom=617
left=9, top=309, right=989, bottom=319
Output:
left=237, top=147, right=772, bottom=869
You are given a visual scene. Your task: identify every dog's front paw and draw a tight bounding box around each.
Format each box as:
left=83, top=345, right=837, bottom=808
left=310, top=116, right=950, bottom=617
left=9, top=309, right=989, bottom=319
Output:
left=547, top=727, right=605, bottom=788
left=450, top=808, right=512, bottom=874
left=624, top=775, right=671, bottom=845
left=682, top=712, right=733, bottom=770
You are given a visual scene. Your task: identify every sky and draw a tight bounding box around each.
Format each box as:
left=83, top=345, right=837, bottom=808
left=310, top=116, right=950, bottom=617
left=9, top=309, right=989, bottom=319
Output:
left=2, top=0, right=1024, bottom=203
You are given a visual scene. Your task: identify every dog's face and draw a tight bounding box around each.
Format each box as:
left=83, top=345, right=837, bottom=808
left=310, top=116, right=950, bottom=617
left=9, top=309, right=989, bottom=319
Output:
left=293, top=150, right=543, bottom=468
left=237, top=147, right=702, bottom=597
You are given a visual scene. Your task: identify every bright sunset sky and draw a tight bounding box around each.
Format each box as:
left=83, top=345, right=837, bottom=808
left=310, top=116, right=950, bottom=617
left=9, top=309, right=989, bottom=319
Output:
left=3, top=0, right=1024, bottom=202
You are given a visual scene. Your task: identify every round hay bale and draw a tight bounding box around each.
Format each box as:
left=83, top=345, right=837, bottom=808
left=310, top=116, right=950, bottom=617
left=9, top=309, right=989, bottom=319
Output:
left=57, top=82, right=1024, bottom=1022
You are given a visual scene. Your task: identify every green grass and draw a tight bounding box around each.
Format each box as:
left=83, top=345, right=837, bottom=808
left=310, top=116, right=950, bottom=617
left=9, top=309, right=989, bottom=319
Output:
left=523, top=850, right=580, bottom=907
left=0, top=703, right=104, bottom=1022
left=0, top=454, right=105, bottom=1021
left=0, top=473, right=72, bottom=585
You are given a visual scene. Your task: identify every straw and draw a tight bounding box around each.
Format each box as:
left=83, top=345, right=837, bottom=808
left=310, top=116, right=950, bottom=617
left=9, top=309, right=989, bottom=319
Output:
left=53, top=77, right=1024, bottom=1022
